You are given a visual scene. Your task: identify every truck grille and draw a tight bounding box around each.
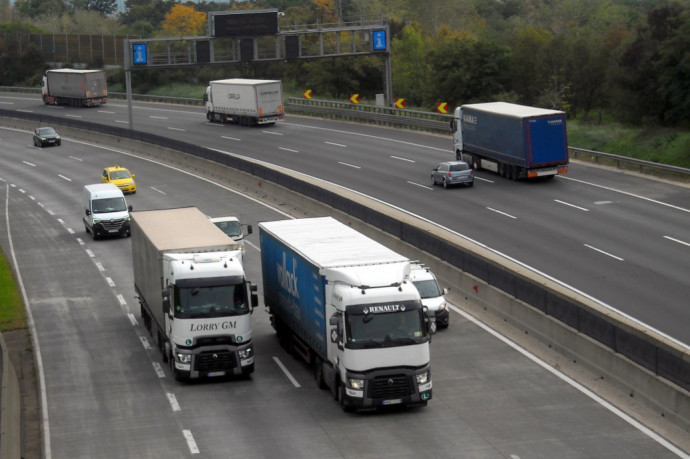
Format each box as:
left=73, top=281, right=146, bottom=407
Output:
left=101, top=218, right=125, bottom=231
left=371, top=374, right=412, bottom=398
left=195, top=350, right=235, bottom=373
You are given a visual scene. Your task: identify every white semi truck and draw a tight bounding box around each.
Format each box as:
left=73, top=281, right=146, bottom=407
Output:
left=131, top=207, right=258, bottom=381
left=260, top=217, right=433, bottom=411
left=204, top=78, right=284, bottom=126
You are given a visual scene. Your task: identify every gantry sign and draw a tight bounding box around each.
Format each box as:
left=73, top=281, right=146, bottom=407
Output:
left=123, top=9, right=392, bottom=127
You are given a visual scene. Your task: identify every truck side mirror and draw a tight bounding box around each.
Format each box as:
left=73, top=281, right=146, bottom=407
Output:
left=329, top=314, right=342, bottom=345
left=423, top=307, right=437, bottom=336
left=162, top=288, right=171, bottom=315
left=128, top=205, right=133, bottom=212
left=85, top=209, right=91, bottom=216
left=249, top=283, right=258, bottom=308
left=245, top=225, right=253, bottom=235
left=443, top=288, right=449, bottom=295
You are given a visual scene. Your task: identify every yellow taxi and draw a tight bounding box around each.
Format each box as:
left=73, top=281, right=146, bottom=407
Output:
left=102, top=166, right=136, bottom=194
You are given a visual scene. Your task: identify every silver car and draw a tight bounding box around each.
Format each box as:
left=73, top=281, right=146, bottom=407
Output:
left=431, top=161, right=474, bottom=188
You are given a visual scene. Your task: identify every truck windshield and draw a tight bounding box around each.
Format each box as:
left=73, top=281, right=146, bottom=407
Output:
left=174, top=284, right=248, bottom=318
left=91, top=197, right=127, bottom=214
left=345, top=308, right=427, bottom=349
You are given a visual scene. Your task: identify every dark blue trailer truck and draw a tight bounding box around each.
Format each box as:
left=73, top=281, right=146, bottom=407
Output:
left=451, top=102, right=569, bottom=180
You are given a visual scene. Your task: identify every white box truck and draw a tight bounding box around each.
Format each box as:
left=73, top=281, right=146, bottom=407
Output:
left=131, top=207, right=258, bottom=381
left=260, top=217, right=433, bottom=411
left=204, top=78, right=284, bottom=126
left=42, top=69, right=108, bottom=107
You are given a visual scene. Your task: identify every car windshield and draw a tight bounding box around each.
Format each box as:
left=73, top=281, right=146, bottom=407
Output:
left=91, top=197, right=127, bottom=213
left=214, top=221, right=242, bottom=238
left=449, top=163, right=469, bottom=171
left=38, top=128, right=56, bottom=135
left=109, top=170, right=131, bottom=180
left=413, top=279, right=442, bottom=299
left=174, top=284, right=249, bottom=318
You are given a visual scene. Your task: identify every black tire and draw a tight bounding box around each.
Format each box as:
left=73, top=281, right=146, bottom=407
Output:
left=430, top=176, right=435, bottom=186
left=443, top=179, right=449, bottom=189
left=472, top=156, right=480, bottom=171
left=467, top=181, right=474, bottom=187
left=314, top=357, right=327, bottom=389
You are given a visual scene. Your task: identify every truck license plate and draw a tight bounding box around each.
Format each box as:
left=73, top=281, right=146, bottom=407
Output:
left=207, top=371, right=225, bottom=377
left=381, top=399, right=402, bottom=405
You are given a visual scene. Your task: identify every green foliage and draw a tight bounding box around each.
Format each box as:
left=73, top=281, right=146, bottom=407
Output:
left=0, top=249, right=26, bottom=331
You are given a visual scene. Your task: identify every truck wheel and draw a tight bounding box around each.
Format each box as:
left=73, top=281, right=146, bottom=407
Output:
left=314, top=357, right=327, bottom=389
left=471, top=155, right=480, bottom=170
left=206, top=111, right=212, bottom=121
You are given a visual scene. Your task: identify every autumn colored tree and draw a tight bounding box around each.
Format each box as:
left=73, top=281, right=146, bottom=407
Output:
left=161, top=4, right=205, bottom=37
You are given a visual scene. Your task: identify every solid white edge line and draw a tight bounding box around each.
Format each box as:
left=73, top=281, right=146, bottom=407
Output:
left=448, top=303, right=689, bottom=458
left=273, top=356, right=301, bottom=388
left=3, top=183, right=52, bottom=459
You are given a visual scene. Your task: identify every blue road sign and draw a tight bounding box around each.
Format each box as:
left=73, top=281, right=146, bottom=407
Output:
left=132, top=43, right=147, bottom=65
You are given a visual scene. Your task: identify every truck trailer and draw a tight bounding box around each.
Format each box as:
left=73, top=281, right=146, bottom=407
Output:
left=42, top=69, right=108, bottom=107
left=260, top=217, right=433, bottom=411
left=131, top=207, right=258, bottom=381
left=205, top=78, right=284, bottom=126
left=451, top=102, right=569, bottom=179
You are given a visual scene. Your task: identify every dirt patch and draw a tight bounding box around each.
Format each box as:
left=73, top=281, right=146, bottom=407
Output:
left=3, top=328, right=41, bottom=459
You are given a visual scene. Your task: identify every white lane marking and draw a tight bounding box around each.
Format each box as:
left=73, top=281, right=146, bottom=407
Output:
left=391, top=155, right=415, bottom=163
left=95, top=262, right=105, bottom=271
left=86, top=249, right=95, bottom=258
left=263, top=130, right=283, bottom=136
left=273, top=356, right=301, bottom=388
left=167, top=393, right=181, bottom=411
left=281, top=120, right=449, bottom=152
left=0, top=101, right=14, bottom=105
left=77, top=238, right=85, bottom=246
left=150, top=115, right=168, bottom=119
left=279, top=147, right=299, bottom=153
left=65, top=114, right=81, bottom=119
left=150, top=186, right=166, bottom=194
left=555, top=199, right=589, bottom=211
left=338, top=161, right=360, bottom=169
left=221, top=136, right=240, bottom=141
left=245, top=240, right=260, bottom=252
left=17, top=109, right=34, bottom=113
left=325, top=141, right=347, bottom=147
left=29, top=196, right=35, bottom=201
left=584, top=244, right=624, bottom=261
left=3, top=183, right=52, bottom=457
left=105, top=277, right=115, bottom=287
left=22, top=160, right=36, bottom=167
left=487, top=207, right=517, bottom=219
left=115, top=120, right=128, bottom=124
left=66, top=228, right=74, bottom=234
left=57, top=218, right=64, bottom=224
left=182, top=430, right=200, bottom=454
left=68, top=155, right=83, bottom=161
left=663, top=236, right=690, bottom=247
left=140, top=336, right=152, bottom=350
left=117, top=294, right=127, bottom=306
left=98, top=110, right=115, bottom=114
left=447, top=302, right=688, bottom=458
left=168, top=127, right=185, bottom=132
left=595, top=200, right=613, bottom=205
left=19, top=188, right=25, bottom=193
left=561, top=176, right=690, bottom=214
left=127, top=313, right=138, bottom=326
left=153, top=362, right=165, bottom=378
left=407, top=181, right=432, bottom=190
left=58, top=174, right=71, bottom=182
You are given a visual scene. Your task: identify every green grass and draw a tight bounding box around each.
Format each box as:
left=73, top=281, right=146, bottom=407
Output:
left=0, top=248, right=26, bottom=331
left=568, top=120, right=690, bottom=168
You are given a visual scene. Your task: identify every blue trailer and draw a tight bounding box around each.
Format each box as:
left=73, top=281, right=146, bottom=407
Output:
left=260, top=217, right=433, bottom=412
left=451, top=102, right=569, bottom=179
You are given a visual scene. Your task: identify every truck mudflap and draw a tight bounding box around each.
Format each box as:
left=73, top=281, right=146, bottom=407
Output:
left=526, top=164, right=568, bottom=178
left=341, top=367, right=432, bottom=410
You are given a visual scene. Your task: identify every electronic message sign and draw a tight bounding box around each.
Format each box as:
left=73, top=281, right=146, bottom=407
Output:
left=209, top=9, right=279, bottom=38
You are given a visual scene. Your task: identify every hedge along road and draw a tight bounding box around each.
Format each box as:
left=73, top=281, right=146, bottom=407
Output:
left=1, top=121, right=688, bottom=457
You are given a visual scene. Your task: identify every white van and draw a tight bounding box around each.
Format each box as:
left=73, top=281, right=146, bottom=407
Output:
left=410, top=264, right=450, bottom=330
left=82, top=183, right=132, bottom=240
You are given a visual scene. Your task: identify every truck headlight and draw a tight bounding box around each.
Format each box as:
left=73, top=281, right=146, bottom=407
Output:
left=238, top=347, right=253, bottom=359
left=416, top=372, right=429, bottom=385
left=438, top=302, right=447, bottom=311
left=92, top=218, right=101, bottom=224
left=347, top=378, right=365, bottom=390
left=176, top=352, right=192, bottom=364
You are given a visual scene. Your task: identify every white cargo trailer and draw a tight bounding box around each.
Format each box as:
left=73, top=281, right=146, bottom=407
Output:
left=205, top=78, right=284, bottom=126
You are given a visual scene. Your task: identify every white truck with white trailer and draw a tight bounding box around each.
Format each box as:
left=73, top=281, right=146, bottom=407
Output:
left=260, top=217, right=433, bottom=411
left=204, top=78, right=284, bottom=126
left=131, top=207, right=258, bottom=381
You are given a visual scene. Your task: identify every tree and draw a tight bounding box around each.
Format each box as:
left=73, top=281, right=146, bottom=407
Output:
left=391, top=23, right=430, bottom=106
left=70, top=0, right=117, bottom=16
left=161, top=4, right=205, bottom=37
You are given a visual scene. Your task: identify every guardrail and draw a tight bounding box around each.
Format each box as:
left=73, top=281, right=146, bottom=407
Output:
left=1, top=86, right=688, bottom=182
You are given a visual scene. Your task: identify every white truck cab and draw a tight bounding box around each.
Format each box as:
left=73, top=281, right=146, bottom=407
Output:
left=410, top=264, right=449, bottom=330
left=209, top=216, right=252, bottom=246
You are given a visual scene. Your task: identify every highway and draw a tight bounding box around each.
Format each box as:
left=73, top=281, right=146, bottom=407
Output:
left=0, top=95, right=688, bottom=458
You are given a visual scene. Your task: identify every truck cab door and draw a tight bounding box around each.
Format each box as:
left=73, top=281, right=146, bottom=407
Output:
left=453, top=107, right=463, bottom=157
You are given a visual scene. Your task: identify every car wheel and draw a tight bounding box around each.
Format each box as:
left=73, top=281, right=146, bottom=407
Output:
left=467, top=181, right=474, bottom=187
left=431, top=176, right=436, bottom=186
left=443, top=179, right=448, bottom=189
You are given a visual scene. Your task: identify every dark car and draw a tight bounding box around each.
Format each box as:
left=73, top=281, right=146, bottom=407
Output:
left=33, top=127, right=61, bottom=147
left=431, top=160, right=474, bottom=188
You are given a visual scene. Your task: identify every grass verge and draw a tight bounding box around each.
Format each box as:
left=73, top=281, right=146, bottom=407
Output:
left=0, top=247, right=26, bottom=331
